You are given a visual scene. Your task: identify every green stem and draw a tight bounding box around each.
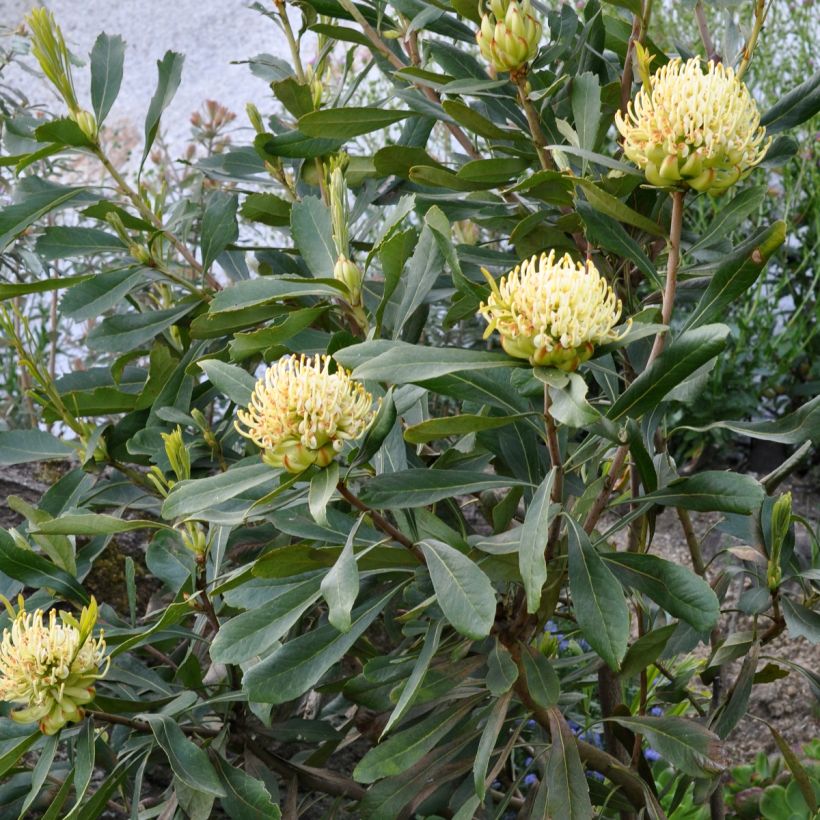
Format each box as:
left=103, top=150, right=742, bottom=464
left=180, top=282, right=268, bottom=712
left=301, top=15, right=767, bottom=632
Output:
left=514, top=74, right=552, bottom=170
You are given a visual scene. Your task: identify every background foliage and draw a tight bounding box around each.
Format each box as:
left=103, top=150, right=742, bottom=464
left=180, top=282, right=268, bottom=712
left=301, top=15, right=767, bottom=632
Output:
left=0, top=1, right=818, bottom=818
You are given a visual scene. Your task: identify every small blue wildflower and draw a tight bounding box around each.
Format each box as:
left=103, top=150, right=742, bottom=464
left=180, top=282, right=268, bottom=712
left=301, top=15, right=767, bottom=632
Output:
left=523, top=773, right=538, bottom=786
left=645, top=747, right=662, bottom=762
left=568, top=719, right=582, bottom=735
left=544, top=620, right=558, bottom=633
left=558, top=638, right=570, bottom=651
left=526, top=719, right=537, bottom=728
left=649, top=706, right=663, bottom=717
left=492, top=779, right=502, bottom=789
left=589, top=770, right=605, bottom=782
left=524, top=756, right=533, bottom=766
left=578, top=638, right=591, bottom=651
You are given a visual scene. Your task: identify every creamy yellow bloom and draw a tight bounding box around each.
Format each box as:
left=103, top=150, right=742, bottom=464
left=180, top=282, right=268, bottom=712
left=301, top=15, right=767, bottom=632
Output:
left=235, top=354, right=378, bottom=473
left=477, top=0, right=541, bottom=74
left=0, top=597, right=108, bottom=735
left=615, top=57, right=770, bottom=195
left=479, top=251, right=627, bottom=370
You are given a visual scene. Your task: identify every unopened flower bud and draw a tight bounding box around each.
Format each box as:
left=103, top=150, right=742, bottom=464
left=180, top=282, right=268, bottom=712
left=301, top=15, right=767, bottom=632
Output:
left=246, top=102, right=265, bottom=134
left=767, top=492, right=791, bottom=591
left=476, top=0, right=541, bottom=74
left=71, top=109, right=98, bottom=142
left=161, top=426, right=191, bottom=483
left=334, top=255, right=363, bottom=305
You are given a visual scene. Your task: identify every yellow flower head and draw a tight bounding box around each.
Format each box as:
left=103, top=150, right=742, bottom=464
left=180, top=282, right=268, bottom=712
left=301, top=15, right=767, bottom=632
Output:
left=0, top=597, right=108, bottom=735
left=235, top=354, right=378, bottom=473
left=477, top=0, right=541, bottom=74
left=479, top=251, right=627, bottom=370
left=615, top=57, right=770, bottom=196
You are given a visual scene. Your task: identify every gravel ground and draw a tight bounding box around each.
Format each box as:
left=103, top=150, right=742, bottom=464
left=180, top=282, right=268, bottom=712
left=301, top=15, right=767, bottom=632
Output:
left=2, top=0, right=308, bottom=151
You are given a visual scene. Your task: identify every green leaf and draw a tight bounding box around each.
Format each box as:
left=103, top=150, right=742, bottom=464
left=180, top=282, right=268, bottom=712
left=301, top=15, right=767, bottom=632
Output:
left=210, top=578, right=322, bottom=664
left=298, top=107, right=416, bottom=139
left=546, top=708, right=594, bottom=820
left=0, top=528, right=88, bottom=603
left=609, top=716, right=723, bottom=777
left=87, top=302, right=195, bottom=353
left=781, top=597, right=820, bottom=643
left=34, top=513, right=171, bottom=536
left=684, top=222, right=786, bottom=329
left=760, top=69, right=820, bottom=132
left=566, top=516, right=628, bottom=671
left=486, top=640, right=518, bottom=696
left=546, top=145, right=641, bottom=176
left=619, top=624, right=678, bottom=679
left=419, top=539, right=496, bottom=640
left=0, top=181, right=88, bottom=251
left=309, top=462, right=339, bottom=527
left=210, top=277, right=343, bottom=312
left=240, top=192, right=292, bottom=227
left=521, top=647, right=560, bottom=709
left=0, top=430, right=73, bottom=465
left=545, top=373, right=600, bottom=427
left=474, top=693, right=511, bottom=800
left=361, top=469, right=530, bottom=509
left=144, top=715, right=225, bottom=797
left=60, top=267, right=143, bottom=321
left=675, top=395, right=820, bottom=445
left=404, top=412, right=533, bottom=444
left=243, top=587, right=397, bottom=703
left=571, top=72, right=601, bottom=162
left=254, top=130, right=342, bottom=160
left=337, top=341, right=513, bottom=383
left=629, top=470, right=764, bottom=515
left=215, top=757, right=281, bottom=820
left=162, top=462, right=275, bottom=519
left=0, top=731, right=39, bottom=778
left=290, top=195, right=336, bottom=278
left=34, top=118, right=95, bottom=148
left=351, top=387, right=398, bottom=469
left=456, top=157, right=529, bottom=185
left=382, top=619, right=444, bottom=737
left=320, top=509, right=360, bottom=632
left=576, top=178, right=664, bottom=236
left=230, top=306, right=328, bottom=360
left=390, top=220, right=441, bottom=337
left=200, top=191, right=239, bottom=272
left=767, top=722, right=819, bottom=813
left=353, top=703, right=469, bottom=783
left=688, top=187, right=769, bottom=253
left=0, top=273, right=94, bottom=300
left=142, top=50, right=185, bottom=169
left=89, top=32, right=125, bottom=125
left=603, top=553, right=720, bottom=631
left=199, top=359, right=256, bottom=405
left=35, top=226, right=125, bottom=260
left=519, top=468, right=557, bottom=614
left=608, top=324, right=730, bottom=421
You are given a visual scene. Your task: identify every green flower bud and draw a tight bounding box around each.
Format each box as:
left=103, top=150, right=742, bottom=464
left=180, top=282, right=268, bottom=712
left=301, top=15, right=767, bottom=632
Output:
left=476, top=0, right=541, bottom=75
left=334, top=255, right=363, bottom=305
left=767, top=492, right=792, bottom=591
left=246, top=102, right=265, bottom=134
left=71, top=109, right=98, bottom=142
left=161, top=426, right=191, bottom=483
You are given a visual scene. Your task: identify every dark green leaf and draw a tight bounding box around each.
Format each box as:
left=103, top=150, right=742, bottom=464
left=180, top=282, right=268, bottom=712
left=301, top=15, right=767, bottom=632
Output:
left=90, top=33, right=125, bottom=125
left=781, top=597, right=820, bottom=643
left=35, top=226, right=124, bottom=260
left=604, top=553, right=720, bottom=631
left=546, top=708, right=593, bottom=820
left=0, top=528, right=89, bottom=602
left=298, top=107, right=416, bottom=139
left=145, top=714, right=225, bottom=796
left=215, top=756, right=281, bottom=820
left=60, top=267, right=144, bottom=321
left=474, top=693, right=511, bottom=800
left=522, top=647, right=560, bottom=708
left=486, top=640, right=518, bottom=696
left=566, top=516, right=628, bottom=670
left=142, top=50, right=184, bottom=168
left=201, top=191, right=239, bottom=272
left=361, top=469, right=530, bottom=509
left=0, top=430, right=73, bottom=465
left=290, top=195, right=336, bottom=278
left=629, top=471, right=764, bottom=515
left=210, top=277, right=343, bottom=312
left=240, top=192, right=292, bottom=227
left=608, top=324, right=730, bottom=421
left=243, top=587, right=397, bottom=703
left=609, top=716, right=723, bottom=777
left=0, top=181, right=88, bottom=251
left=760, top=70, right=820, bottom=132
left=87, top=302, right=195, bottom=352
left=519, top=468, right=556, bottom=613
left=419, top=539, right=496, bottom=640
left=320, top=513, right=360, bottom=632
left=199, top=360, right=256, bottom=405
left=404, top=412, right=532, bottom=444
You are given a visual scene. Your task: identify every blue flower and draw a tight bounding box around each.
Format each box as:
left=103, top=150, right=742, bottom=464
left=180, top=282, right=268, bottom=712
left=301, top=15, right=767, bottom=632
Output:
left=559, top=639, right=570, bottom=651
left=589, top=770, right=605, bottom=782
left=568, top=719, right=582, bottom=735
left=649, top=706, right=664, bottom=717
left=524, top=756, right=533, bottom=766
left=578, top=638, right=591, bottom=651
left=645, top=747, right=662, bottom=762
left=544, top=620, right=558, bottom=633
left=526, top=719, right=537, bottom=728
left=524, top=773, right=538, bottom=786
